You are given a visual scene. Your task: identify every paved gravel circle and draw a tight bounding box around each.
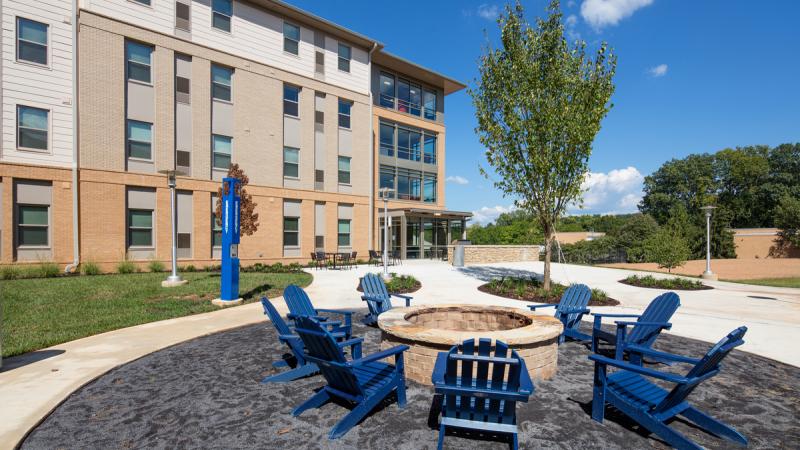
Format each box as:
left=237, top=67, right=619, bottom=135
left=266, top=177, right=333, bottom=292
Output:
left=22, top=309, right=799, bottom=449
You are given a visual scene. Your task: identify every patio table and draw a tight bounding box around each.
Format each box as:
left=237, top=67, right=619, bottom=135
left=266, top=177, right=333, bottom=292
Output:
left=325, top=252, right=339, bottom=270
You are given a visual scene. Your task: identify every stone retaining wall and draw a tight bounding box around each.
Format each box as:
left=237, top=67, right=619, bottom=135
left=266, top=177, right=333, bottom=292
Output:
left=448, top=245, right=542, bottom=265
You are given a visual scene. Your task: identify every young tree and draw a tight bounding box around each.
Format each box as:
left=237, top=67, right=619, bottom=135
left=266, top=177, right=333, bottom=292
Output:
left=470, top=0, right=616, bottom=289
left=214, top=163, right=259, bottom=236
left=643, top=229, right=691, bottom=273
left=772, top=194, right=800, bottom=254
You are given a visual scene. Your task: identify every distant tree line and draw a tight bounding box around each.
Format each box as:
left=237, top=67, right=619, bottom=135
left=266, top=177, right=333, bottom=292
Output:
left=467, top=143, right=800, bottom=264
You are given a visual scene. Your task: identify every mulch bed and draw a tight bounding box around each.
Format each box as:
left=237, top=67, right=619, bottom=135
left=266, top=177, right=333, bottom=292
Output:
left=478, top=283, right=620, bottom=307
left=22, top=310, right=799, bottom=449
left=356, top=279, right=421, bottom=295
left=618, top=279, right=714, bottom=291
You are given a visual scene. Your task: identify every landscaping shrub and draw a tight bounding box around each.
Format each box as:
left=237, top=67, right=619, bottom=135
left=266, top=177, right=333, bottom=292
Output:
left=241, top=262, right=304, bottom=273
left=0, top=263, right=60, bottom=280
left=620, top=274, right=710, bottom=290
left=148, top=260, right=165, bottom=273
left=117, top=260, right=136, bottom=274
left=36, top=262, right=61, bottom=278
left=1, top=265, right=21, bottom=280
left=480, top=276, right=618, bottom=306
left=81, top=262, right=101, bottom=276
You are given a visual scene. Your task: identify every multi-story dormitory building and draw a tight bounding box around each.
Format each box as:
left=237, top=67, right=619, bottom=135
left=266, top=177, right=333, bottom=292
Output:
left=0, top=0, right=468, bottom=271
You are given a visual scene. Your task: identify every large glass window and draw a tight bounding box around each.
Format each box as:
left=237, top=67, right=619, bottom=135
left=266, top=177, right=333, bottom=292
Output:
left=337, top=219, right=351, bottom=246
left=397, top=79, right=410, bottom=113
left=212, top=134, right=232, bottom=169
left=211, top=65, right=232, bottom=102
left=337, top=43, right=351, bottom=72
left=338, top=156, right=351, bottom=184
left=423, top=89, right=437, bottom=120
left=397, top=128, right=410, bottom=160
left=212, top=209, right=222, bottom=247
left=126, top=41, right=152, bottom=83
left=409, top=131, right=421, bottom=161
left=283, top=84, right=299, bottom=117
left=126, top=120, right=152, bottom=160
left=379, top=122, right=394, bottom=157
left=17, top=106, right=49, bottom=151
left=17, top=205, right=48, bottom=246
left=128, top=209, right=153, bottom=247
left=379, top=166, right=395, bottom=198
left=212, top=0, right=232, bottom=32
left=338, top=99, right=351, bottom=129
left=283, top=217, right=299, bottom=247
left=424, top=134, right=436, bottom=164
left=379, top=72, right=395, bottom=108
left=397, top=168, right=421, bottom=201
left=283, top=22, right=300, bottom=55
left=409, top=83, right=421, bottom=116
left=424, top=174, right=437, bottom=203
left=16, top=18, right=48, bottom=66
left=283, top=147, right=299, bottom=178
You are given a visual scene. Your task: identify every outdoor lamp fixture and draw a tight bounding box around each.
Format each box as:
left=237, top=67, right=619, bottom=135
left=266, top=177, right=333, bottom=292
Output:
left=159, top=169, right=188, bottom=287
left=378, top=187, right=395, bottom=280
left=700, top=205, right=718, bottom=280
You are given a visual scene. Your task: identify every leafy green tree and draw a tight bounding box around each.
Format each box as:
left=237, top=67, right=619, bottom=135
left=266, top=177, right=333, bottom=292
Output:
left=773, top=195, right=800, bottom=253
left=470, top=0, right=616, bottom=289
left=610, top=214, right=659, bottom=262
left=643, top=229, right=691, bottom=272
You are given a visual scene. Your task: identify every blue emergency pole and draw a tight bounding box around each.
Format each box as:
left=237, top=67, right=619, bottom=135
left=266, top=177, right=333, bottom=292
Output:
left=219, top=177, right=241, bottom=302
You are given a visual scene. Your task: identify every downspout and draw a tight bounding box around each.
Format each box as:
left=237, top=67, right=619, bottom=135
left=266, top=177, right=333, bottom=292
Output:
left=367, top=42, right=378, bottom=250
left=65, top=0, right=80, bottom=273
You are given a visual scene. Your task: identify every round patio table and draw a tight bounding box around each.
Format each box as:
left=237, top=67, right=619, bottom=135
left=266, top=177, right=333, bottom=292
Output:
left=325, top=252, right=340, bottom=269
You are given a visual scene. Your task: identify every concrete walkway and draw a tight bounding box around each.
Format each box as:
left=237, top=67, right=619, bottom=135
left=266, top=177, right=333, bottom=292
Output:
left=1, top=260, right=798, bottom=449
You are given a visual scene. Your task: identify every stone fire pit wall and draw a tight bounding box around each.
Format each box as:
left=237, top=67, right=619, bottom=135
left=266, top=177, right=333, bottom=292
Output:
left=378, top=304, right=563, bottom=385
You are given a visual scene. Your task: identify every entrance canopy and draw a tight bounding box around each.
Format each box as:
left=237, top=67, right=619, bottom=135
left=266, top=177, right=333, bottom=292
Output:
left=378, top=208, right=472, bottom=260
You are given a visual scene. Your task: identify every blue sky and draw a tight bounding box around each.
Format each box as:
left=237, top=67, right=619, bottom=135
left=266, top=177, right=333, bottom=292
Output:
left=289, top=0, right=800, bottom=224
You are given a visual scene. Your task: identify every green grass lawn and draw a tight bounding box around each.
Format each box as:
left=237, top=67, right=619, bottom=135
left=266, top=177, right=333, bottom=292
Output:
left=727, top=277, right=800, bottom=288
left=1, top=271, right=311, bottom=358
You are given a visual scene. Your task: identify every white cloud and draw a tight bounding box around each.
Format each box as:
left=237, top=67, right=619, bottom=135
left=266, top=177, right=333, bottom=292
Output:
left=574, top=166, right=644, bottom=213
left=446, top=175, right=469, bottom=185
left=477, top=4, right=500, bottom=20
left=647, top=63, right=668, bottom=77
left=565, top=14, right=581, bottom=41
left=580, top=0, right=653, bottom=30
left=471, top=205, right=516, bottom=226
left=567, top=0, right=577, bottom=8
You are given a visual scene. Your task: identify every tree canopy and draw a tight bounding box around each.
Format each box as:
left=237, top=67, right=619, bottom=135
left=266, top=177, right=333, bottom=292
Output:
left=214, top=163, right=260, bottom=236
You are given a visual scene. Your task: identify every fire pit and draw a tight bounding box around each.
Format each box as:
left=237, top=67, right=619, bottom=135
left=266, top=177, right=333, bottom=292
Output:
left=378, top=304, right=563, bottom=385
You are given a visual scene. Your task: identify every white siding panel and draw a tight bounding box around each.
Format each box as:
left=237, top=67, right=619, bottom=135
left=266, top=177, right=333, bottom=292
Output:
left=2, top=0, right=74, bottom=167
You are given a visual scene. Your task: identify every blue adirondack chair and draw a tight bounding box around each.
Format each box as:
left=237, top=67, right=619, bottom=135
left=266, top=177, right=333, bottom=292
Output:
left=431, top=338, right=534, bottom=450
left=590, top=326, right=749, bottom=450
left=284, top=284, right=352, bottom=338
left=359, top=273, right=413, bottom=325
left=291, top=316, right=410, bottom=439
left=591, top=291, right=680, bottom=361
left=528, top=283, right=592, bottom=344
left=260, top=298, right=359, bottom=383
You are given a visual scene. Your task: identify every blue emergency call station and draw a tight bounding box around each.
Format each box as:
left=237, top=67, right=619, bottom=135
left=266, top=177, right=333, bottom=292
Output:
left=219, top=177, right=241, bottom=302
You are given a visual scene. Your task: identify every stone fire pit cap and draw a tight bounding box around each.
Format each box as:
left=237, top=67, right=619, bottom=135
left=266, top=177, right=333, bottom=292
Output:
left=377, top=304, right=563, bottom=346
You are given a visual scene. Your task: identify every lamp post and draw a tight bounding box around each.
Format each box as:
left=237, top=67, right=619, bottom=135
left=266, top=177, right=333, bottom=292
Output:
left=159, top=169, right=188, bottom=287
left=378, top=187, right=394, bottom=280
left=700, top=205, right=718, bottom=280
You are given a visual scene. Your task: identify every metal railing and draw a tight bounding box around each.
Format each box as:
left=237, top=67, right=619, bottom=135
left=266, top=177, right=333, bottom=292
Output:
left=379, top=94, right=439, bottom=122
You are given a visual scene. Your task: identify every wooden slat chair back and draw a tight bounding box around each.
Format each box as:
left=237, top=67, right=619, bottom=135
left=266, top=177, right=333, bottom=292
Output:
left=590, top=326, right=748, bottom=450
left=259, top=297, right=317, bottom=383
left=283, top=284, right=352, bottom=338
left=627, top=292, right=681, bottom=347
left=556, top=284, right=592, bottom=330
left=432, top=338, right=534, bottom=450
left=359, top=273, right=413, bottom=325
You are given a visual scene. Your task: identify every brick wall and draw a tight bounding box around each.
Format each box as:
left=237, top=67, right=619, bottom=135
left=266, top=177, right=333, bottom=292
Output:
left=448, top=245, right=542, bottom=265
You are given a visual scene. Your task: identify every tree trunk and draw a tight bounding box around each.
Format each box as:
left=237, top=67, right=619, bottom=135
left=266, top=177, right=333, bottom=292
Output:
left=543, top=233, right=553, bottom=291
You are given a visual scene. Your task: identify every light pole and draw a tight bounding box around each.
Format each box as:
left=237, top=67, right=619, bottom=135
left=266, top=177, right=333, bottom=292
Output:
left=378, top=187, right=394, bottom=280
left=159, top=169, right=188, bottom=287
left=700, top=205, right=718, bottom=280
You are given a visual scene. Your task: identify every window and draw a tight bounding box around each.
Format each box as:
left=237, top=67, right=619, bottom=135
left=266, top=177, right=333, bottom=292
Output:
left=338, top=156, right=351, bottom=184
left=16, top=17, right=48, bottom=66
left=128, top=209, right=153, bottom=247
left=176, top=72, right=191, bottom=104
left=379, top=122, right=394, bottom=157
left=17, top=205, right=48, bottom=246
left=132, top=0, right=151, bottom=5
left=126, top=120, right=152, bottom=160
left=315, top=235, right=324, bottom=249
left=211, top=198, right=222, bottom=247
left=379, top=165, right=395, bottom=198
left=398, top=168, right=421, bottom=201
left=212, top=0, right=232, bottom=32
left=337, top=219, right=351, bottom=246
left=408, top=83, right=421, bottom=116
left=379, top=72, right=395, bottom=108
left=211, top=65, right=233, bottom=101
left=175, top=0, right=191, bottom=31
left=17, top=106, right=49, bottom=151
left=337, top=43, right=351, bottom=72
left=397, top=128, right=420, bottom=162
left=283, top=147, right=299, bottom=178
left=126, top=41, right=152, bottom=83
left=338, top=99, right=351, bottom=129
left=212, top=134, right=232, bottom=169
left=283, top=217, right=299, bottom=247
left=423, top=89, right=437, bottom=120
left=424, top=134, right=436, bottom=164
left=424, top=175, right=437, bottom=203
left=283, top=84, right=299, bottom=117
left=283, top=22, right=300, bottom=55
left=397, top=79, right=410, bottom=113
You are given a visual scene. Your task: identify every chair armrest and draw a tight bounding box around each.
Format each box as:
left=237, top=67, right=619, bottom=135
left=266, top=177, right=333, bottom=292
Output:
left=615, top=321, right=672, bottom=329
left=560, top=307, right=591, bottom=315
left=517, top=357, right=535, bottom=397
left=431, top=352, right=449, bottom=385
left=316, top=308, right=352, bottom=318
left=337, top=337, right=364, bottom=360
left=277, top=333, right=301, bottom=342
left=361, top=294, right=389, bottom=304
left=589, top=354, right=688, bottom=384
left=624, top=344, right=701, bottom=364
left=528, top=303, right=557, bottom=311
left=390, top=293, right=413, bottom=306
left=349, top=345, right=410, bottom=366
left=287, top=313, right=333, bottom=322
left=591, top=313, right=641, bottom=318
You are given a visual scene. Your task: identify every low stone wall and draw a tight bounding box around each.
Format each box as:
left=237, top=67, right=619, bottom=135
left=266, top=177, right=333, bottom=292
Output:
left=448, top=245, right=542, bottom=265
